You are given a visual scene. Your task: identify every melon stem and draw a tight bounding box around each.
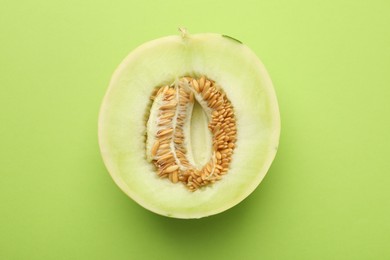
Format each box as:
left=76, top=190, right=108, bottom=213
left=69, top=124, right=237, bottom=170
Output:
left=178, top=27, right=188, bottom=38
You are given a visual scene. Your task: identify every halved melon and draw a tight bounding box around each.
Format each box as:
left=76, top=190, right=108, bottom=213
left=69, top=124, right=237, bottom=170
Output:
left=98, top=30, right=280, bottom=219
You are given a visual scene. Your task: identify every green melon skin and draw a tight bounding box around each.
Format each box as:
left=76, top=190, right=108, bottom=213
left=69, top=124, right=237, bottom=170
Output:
left=98, top=32, right=280, bottom=219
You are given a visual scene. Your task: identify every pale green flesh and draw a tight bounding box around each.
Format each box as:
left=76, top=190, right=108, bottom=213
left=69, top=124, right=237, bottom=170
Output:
left=99, top=33, right=280, bottom=218
left=190, top=100, right=212, bottom=168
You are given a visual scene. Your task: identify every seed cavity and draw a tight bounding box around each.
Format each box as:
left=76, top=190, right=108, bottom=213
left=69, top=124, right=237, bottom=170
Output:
left=146, top=76, right=237, bottom=191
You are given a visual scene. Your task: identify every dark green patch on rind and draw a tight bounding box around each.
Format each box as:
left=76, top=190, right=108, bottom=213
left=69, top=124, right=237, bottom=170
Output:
left=222, top=35, right=243, bottom=44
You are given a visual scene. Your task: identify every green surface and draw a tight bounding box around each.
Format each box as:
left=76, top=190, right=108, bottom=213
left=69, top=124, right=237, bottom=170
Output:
left=1, top=0, right=389, bottom=259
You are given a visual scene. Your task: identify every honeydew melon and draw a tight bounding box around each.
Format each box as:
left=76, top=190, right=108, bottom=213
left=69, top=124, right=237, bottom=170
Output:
left=98, top=30, right=280, bottom=219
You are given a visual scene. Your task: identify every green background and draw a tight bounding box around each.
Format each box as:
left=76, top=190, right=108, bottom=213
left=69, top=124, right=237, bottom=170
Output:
left=1, top=0, right=389, bottom=259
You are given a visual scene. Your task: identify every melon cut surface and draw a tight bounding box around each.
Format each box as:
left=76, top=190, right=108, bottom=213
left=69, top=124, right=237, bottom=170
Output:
left=98, top=31, right=280, bottom=219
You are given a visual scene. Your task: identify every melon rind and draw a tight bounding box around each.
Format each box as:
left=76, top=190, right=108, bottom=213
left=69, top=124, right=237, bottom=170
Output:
left=98, top=33, right=280, bottom=219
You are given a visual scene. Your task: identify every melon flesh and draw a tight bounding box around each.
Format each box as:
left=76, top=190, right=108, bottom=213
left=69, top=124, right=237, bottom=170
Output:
left=98, top=33, right=280, bottom=219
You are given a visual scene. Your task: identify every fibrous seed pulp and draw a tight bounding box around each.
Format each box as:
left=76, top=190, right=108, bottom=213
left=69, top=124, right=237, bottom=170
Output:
left=146, top=76, right=237, bottom=191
